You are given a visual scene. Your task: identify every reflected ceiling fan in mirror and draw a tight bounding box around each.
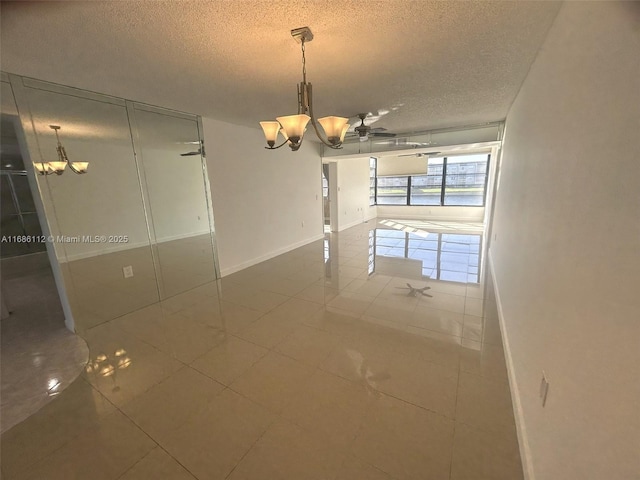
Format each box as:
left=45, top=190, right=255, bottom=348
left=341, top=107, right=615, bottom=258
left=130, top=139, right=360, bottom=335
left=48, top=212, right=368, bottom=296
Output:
left=178, top=140, right=204, bottom=157
left=397, top=151, right=441, bottom=158
left=347, top=113, right=396, bottom=142
left=374, top=137, right=439, bottom=148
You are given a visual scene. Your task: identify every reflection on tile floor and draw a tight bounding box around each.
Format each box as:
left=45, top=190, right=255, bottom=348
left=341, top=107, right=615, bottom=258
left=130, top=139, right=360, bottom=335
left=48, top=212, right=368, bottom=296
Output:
left=0, top=220, right=523, bottom=480
left=1, top=254, right=89, bottom=434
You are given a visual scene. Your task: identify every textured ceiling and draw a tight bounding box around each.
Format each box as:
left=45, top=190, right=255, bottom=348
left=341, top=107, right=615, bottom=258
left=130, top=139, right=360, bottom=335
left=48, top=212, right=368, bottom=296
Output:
left=0, top=1, right=561, bottom=135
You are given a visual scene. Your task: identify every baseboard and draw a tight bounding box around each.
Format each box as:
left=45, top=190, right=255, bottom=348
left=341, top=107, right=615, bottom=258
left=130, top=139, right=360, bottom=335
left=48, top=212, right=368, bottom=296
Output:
left=59, top=232, right=212, bottom=263
left=220, top=233, right=326, bottom=277
left=59, top=241, right=150, bottom=263
left=488, top=249, right=534, bottom=480
left=337, top=218, right=365, bottom=232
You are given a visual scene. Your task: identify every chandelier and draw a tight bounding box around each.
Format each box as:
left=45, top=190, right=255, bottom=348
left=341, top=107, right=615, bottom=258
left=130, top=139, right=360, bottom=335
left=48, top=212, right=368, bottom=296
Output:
left=34, top=125, right=88, bottom=175
left=260, top=27, right=349, bottom=152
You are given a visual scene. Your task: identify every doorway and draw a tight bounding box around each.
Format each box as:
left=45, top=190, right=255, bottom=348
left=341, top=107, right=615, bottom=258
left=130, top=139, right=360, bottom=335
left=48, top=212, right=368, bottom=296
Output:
left=322, top=163, right=330, bottom=232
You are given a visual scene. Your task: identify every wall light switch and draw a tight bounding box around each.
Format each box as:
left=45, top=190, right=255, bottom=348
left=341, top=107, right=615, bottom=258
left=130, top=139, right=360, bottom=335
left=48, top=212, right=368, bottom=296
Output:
left=123, top=265, right=134, bottom=278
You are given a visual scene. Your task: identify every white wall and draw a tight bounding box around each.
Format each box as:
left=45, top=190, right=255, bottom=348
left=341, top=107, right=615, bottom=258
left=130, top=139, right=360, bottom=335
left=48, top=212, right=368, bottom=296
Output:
left=203, top=118, right=324, bottom=276
left=490, top=3, right=640, bottom=480
left=331, top=157, right=376, bottom=231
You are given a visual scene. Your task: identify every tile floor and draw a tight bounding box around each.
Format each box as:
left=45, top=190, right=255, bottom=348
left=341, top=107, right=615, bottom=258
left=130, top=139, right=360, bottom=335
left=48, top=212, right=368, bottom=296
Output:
left=1, top=254, right=88, bottom=434
left=0, top=219, right=523, bottom=480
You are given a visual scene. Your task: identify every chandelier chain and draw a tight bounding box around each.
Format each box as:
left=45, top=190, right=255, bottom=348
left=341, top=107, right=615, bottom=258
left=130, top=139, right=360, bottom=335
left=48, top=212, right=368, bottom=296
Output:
left=301, top=39, right=307, bottom=85
left=259, top=27, right=347, bottom=151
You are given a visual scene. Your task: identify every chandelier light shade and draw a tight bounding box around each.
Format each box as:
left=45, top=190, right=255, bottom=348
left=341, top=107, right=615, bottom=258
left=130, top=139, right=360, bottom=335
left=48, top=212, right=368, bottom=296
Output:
left=276, top=114, right=311, bottom=146
left=260, top=27, right=349, bottom=152
left=69, top=161, right=89, bottom=174
left=48, top=161, right=67, bottom=175
left=259, top=121, right=282, bottom=147
left=339, top=123, right=350, bottom=142
left=34, top=162, right=51, bottom=175
left=317, top=116, right=349, bottom=144
left=35, top=125, right=88, bottom=176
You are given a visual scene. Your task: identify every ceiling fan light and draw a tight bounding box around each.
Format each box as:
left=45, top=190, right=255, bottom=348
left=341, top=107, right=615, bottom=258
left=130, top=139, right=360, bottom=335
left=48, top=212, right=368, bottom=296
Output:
left=259, top=121, right=281, bottom=147
left=318, top=116, right=349, bottom=144
left=49, top=161, right=67, bottom=175
left=276, top=114, right=310, bottom=144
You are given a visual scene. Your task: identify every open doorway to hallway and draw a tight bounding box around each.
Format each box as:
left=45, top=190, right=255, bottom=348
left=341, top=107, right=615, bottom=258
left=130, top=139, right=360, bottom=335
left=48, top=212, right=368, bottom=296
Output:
left=322, top=164, right=330, bottom=233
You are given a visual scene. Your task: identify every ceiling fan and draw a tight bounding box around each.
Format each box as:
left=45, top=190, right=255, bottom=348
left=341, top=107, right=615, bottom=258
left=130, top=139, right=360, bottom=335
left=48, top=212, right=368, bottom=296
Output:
left=395, top=283, right=433, bottom=298
left=179, top=140, right=205, bottom=157
left=397, top=151, right=441, bottom=158
left=375, top=138, right=438, bottom=147
left=180, top=149, right=202, bottom=157
left=347, top=113, right=396, bottom=142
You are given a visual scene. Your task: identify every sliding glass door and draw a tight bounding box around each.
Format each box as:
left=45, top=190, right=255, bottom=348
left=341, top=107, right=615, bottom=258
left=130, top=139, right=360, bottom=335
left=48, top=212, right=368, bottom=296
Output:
left=9, top=76, right=219, bottom=332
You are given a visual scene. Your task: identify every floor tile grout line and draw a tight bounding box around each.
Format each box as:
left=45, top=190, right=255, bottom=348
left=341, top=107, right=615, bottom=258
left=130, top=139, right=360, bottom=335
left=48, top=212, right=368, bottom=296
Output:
left=113, top=395, right=204, bottom=480
left=223, top=425, right=272, bottom=480
left=113, top=446, right=157, bottom=480
left=111, top=371, right=245, bottom=480
left=5, top=374, right=159, bottom=479
left=449, top=300, right=468, bottom=480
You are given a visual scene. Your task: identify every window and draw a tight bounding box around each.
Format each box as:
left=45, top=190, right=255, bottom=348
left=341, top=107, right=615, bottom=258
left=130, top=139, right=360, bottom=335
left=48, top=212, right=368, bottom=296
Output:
left=373, top=153, right=490, bottom=207
left=322, top=172, right=329, bottom=199
left=377, top=176, right=409, bottom=205
left=369, top=157, right=376, bottom=206
left=409, top=157, right=444, bottom=205
left=443, top=154, right=489, bottom=206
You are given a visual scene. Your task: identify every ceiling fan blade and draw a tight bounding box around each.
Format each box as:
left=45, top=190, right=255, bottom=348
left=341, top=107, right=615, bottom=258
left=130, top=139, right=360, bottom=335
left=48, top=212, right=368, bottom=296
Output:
left=180, top=149, right=202, bottom=156
left=370, top=132, right=396, bottom=137
left=397, top=151, right=441, bottom=157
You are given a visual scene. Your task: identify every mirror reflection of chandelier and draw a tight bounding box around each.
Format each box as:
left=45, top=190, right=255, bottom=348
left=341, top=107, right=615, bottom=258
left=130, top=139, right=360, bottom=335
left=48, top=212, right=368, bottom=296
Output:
left=34, top=125, right=89, bottom=175
left=259, top=27, right=349, bottom=152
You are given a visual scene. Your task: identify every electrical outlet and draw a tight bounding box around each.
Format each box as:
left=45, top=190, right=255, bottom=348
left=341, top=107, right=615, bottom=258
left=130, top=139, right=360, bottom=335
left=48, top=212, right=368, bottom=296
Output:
left=123, top=265, right=134, bottom=278
left=494, top=233, right=497, bottom=241
left=539, top=371, right=549, bottom=407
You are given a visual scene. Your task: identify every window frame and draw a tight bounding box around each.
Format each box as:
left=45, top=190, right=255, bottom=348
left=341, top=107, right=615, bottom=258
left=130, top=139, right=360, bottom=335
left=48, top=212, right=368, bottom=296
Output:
left=369, top=157, right=377, bottom=206
left=373, top=153, right=491, bottom=207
